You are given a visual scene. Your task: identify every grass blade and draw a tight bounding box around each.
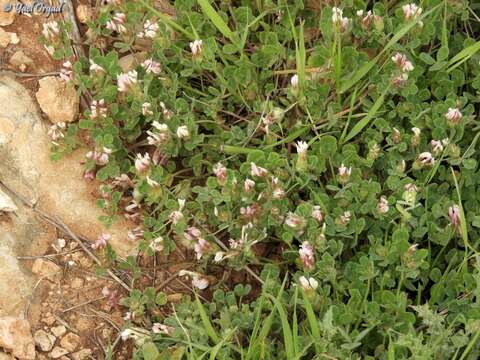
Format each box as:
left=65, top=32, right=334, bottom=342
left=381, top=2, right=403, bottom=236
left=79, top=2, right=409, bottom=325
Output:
left=197, top=0, right=236, bottom=44
left=446, top=41, right=480, bottom=72
left=266, top=293, right=295, bottom=359
left=301, top=290, right=322, bottom=354
left=195, top=295, right=221, bottom=344
left=343, top=85, right=389, bottom=142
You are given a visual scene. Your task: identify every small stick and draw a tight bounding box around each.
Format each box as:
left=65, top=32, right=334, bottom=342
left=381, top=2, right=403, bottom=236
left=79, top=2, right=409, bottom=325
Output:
left=53, top=314, right=80, bottom=334
left=62, top=296, right=106, bottom=313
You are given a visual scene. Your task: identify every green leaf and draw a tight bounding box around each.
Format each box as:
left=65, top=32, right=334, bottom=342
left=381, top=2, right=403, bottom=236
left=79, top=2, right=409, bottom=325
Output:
left=142, top=342, right=160, bottom=360
left=197, top=0, right=237, bottom=45
left=344, top=86, right=389, bottom=142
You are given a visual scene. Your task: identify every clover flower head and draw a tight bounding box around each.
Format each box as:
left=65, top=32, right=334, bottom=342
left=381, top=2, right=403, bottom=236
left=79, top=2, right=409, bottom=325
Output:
left=141, top=59, right=161, bottom=74
left=138, top=19, right=159, bottom=39
left=448, top=205, right=461, bottom=229
left=418, top=152, right=435, bottom=166
left=250, top=162, right=268, bottom=177
left=299, top=276, right=318, bottom=291
left=176, top=125, right=190, bottom=139
left=213, top=163, right=227, bottom=184
left=299, top=241, right=315, bottom=270
left=402, top=3, right=422, bottom=20
left=92, top=233, right=110, bottom=250
left=377, top=196, right=389, bottom=214
left=117, top=70, right=137, bottom=92
left=189, top=39, right=203, bottom=57
left=135, top=153, right=151, bottom=174
left=445, top=108, right=462, bottom=124
left=194, top=238, right=211, bottom=260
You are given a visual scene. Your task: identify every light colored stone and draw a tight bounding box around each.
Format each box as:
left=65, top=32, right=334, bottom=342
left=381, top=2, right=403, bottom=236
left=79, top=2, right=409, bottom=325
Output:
left=71, top=348, right=92, bottom=360
left=9, top=32, right=18, bottom=44
left=50, top=326, right=66, bottom=338
left=34, top=330, right=55, bottom=352
left=49, top=347, right=68, bottom=359
left=35, top=76, right=79, bottom=123
left=0, top=0, right=15, bottom=26
left=0, top=76, right=135, bottom=257
left=76, top=5, right=92, bottom=23
left=31, top=259, right=61, bottom=280
left=0, top=352, right=14, bottom=359
left=9, top=50, right=33, bottom=72
left=0, top=28, right=10, bottom=47
left=0, top=29, right=18, bottom=47
left=0, top=317, right=35, bottom=359
left=59, top=333, right=80, bottom=352
left=0, top=189, right=17, bottom=212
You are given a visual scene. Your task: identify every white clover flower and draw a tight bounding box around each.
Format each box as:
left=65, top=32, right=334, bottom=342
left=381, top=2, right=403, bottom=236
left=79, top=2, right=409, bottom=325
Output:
left=189, top=39, right=203, bottom=57
left=213, top=163, right=227, bottom=184
left=392, top=72, right=409, bottom=86
left=391, top=52, right=414, bottom=72
left=59, top=61, right=73, bottom=82
left=152, top=323, right=173, bottom=335
left=176, top=125, right=190, bottom=139
left=90, top=99, right=107, bottom=119
left=377, top=196, right=389, bottom=214
left=290, top=74, right=299, bottom=89
left=244, top=178, right=255, bottom=192
left=448, top=205, right=460, bottom=229
left=418, top=152, right=435, bottom=166
left=159, top=102, right=174, bottom=119
left=85, top=147, right=112, bottom=166
left=135, top=153, right=151, bottom=174
left=141, top=59, right=161, bottom=74
left=312, top=205, right=323, bottom=222
left=340, top=211, right=351, bottom=224
left=445, top=108, right=462, bottom=124
left=192, top=276, right=209, bottom=290
left=338, top=163, right=352, bottom=184
left=285, top=212, right=306, bottom=231
left=120, top=329, right=133, bottom=341
left=169, top=210, right=183, bottom=225
left=299, top=242, right=315, bottom=270
left=92, top=233, right=110, bottom=250
left=149, top=236, right=164, bottom=252
left=142, top=102, right=153, bottom=116
left=296, top=141, right=309, bottom=154
left=356, top=10, right=364, bottom=17
left=47, top=121, right=66, bottom=143
left=402, top=3, right=422, bottom=21
left=117, top=70, right=137, bottom=92
left=127, top=227, right=144, bottom=241
left=430, top=139, right=444, bottom=154
left=332, top=7, right=350, bottom=31
left=179, top=270, right=210, bottom=290
left=138, top=20, right=159, bottom=39
left=299, top=276, right=318, bottom=291
left=194, top=238, right=211, bottom=260
left=106, top=12, right=127, bottom=33
left=250, top=162, right=268, bottom=177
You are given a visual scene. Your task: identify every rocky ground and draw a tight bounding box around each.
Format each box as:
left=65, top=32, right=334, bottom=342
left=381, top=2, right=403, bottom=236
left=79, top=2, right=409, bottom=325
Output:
left=0, top=2, right=136, bottom=359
